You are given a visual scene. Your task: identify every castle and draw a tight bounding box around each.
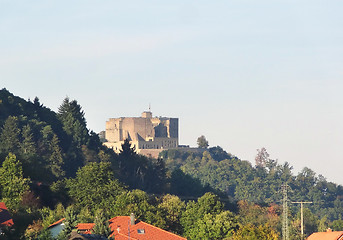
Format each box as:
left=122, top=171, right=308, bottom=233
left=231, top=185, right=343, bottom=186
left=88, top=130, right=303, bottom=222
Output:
left=103, top=111, right=179, bottom=157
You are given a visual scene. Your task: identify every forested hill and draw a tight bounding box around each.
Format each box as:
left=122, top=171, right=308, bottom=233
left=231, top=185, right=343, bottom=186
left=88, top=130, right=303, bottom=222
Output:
left=1, top=88, right=343, bottom=239
left=0, top=88, right=171, bottom=193
left=160, top=147, right=343, bottom=221
left=0, top=88, right=100, bottom=181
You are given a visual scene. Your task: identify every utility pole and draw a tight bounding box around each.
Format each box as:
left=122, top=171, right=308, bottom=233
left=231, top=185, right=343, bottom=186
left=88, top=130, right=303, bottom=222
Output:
left=281, top=184, right=290, bottom=240
left=292, top=201, right=313, bottom=239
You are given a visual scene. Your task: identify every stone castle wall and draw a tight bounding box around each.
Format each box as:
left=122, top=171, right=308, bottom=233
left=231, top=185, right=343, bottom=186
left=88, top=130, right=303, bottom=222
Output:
left=105, top=111, right=179, bottom=154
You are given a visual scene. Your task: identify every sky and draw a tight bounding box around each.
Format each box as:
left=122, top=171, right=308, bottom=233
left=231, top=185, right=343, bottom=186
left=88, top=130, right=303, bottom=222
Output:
left=1, top=1, right=343, bottom=184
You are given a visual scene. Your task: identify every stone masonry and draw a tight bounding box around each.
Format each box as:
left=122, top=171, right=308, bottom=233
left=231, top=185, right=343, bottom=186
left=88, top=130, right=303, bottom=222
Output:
left=104, top=111, right=178, bottom=157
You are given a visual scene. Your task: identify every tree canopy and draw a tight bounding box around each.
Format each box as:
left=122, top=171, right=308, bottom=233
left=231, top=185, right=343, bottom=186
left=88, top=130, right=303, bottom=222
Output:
left=1, top=89, right=343, bottom=239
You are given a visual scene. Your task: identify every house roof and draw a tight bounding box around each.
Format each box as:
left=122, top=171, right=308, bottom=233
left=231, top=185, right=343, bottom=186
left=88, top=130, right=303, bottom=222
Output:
left=108, top=216, right=187, bottom=240
left=48, top=219, right=95, bottom=232
left=0, top=202, right=14, bottom=227
left=307, top=231, right=343, bottom=240
left=76, top=223, right=95, bottom=234
left=48, top=218, right=65, bottom=228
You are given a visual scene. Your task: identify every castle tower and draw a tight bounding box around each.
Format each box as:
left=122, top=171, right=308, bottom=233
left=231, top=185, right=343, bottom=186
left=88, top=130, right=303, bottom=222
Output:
left=104, top=111, right=179, bottom=158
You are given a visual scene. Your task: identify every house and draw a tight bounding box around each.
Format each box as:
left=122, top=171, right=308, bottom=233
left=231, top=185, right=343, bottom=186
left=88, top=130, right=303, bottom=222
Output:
left=48, top=218, right=65, bottom=238
left=109, top=213, right=187, bottom=240
left=48, top=219, right=96, bottom=237
left=0, top=202, right=14, bottom=228
left=76, top=223, right=95, bottom=234
left=47, top=213, right=186, bottom=240
left=0, top=202, right=14, bottom=235
left=307, top=228, right=343, bottom=240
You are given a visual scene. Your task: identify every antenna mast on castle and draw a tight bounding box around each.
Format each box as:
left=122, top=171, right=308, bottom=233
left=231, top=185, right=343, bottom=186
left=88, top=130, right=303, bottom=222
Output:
left=149, top=103, right=151, bottom=112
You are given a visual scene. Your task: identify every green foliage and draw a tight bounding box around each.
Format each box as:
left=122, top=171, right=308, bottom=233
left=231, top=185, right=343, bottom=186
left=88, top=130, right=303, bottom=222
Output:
left=0, top=116, right=20, bottom=156
left=57, top=206, right=77, bottom=240
left=93, top=209, right=111, bottom=237
left=37, top=229, right=53, bottom=240
left=77, top=207, right=94, bottom=223
left=197, top=135, right=209, bottom=149
left=231, top=224, right=279, bottom=240
left=117, top=140, right=167, bottom=193
left=158, top=194, right=185, bottom=234
left=58, top=97, right=88, bottom=147
left=208, top=146, right=235, bottom=162
left=330, top=219, right=343, bottom=231
left=0, top=153, right=30, bottom=211
left=169, top=169, right=205, bottom=197
left=181, top=192, right=224, bottom=237
left=187, top=211, right=238, bottom=240
left=4, top=89, right=343, bottom=239
left=67, top=162, right=125, bottom=212
left=237, top=200, right=280, bottom=229
left=112, top=190, right=165, bottom=228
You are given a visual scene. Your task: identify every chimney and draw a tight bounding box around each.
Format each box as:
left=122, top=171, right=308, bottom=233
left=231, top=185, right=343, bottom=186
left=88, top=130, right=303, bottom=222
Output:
left=130, top=213, right=135, bottom=226
left=327, top=228, right=332, bottom=232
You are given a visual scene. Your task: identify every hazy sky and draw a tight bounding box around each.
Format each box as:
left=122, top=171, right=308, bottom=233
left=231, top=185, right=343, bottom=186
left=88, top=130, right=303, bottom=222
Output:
left=1, top=1, right=343, bottom=184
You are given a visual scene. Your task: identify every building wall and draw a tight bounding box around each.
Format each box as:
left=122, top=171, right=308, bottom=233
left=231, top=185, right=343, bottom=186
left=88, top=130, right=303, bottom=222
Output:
left=105, top=112, right=179, bottom=154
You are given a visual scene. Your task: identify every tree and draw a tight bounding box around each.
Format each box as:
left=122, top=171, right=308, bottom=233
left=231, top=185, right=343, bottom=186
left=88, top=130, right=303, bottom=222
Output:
left=20, top=124, right=39, bottom=178
left=119, top=139, right=136, bottom=158
left=181, top=192, right=224, bottom=237
left=187, top=211, right=238, bottom=240
left=47, top=134, right=65, bottom=179
left=37, top=229, right=53, bottom=240
left=39, top=125, right=65, bottom=181
left=20, top=124, right=36, bottom=157
left=118, top=139, right=162, bottom=191
left=57, top=97, right=88, bottom=147
left=57, top=207, right=77, bottom=240
left=197, top=135, right=209, bottom=149
left=0, top=153, right=30, bottom=211
left=255, top=147, right=269, bottom=167
left=77, top=207, right=94, bottom=223
left=231, top=224, right=279, bottom=240
left=67, top=162, right=125, bottom=211
left=0, top=116, right=20, bottom=156
left=93, top=209, right=112, bottom=237
left=158, top=194, right=185, bottom=234
left=112, top=189, right=165, bottom=228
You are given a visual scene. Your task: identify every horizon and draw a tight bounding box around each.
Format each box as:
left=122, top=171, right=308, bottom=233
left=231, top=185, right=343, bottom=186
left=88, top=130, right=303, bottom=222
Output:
left=1, top=1, right=343, bottom=185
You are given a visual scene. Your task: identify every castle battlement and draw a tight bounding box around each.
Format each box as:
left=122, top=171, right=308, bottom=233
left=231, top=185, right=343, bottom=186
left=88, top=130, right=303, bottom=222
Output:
left=104, top=111, right=179, bottom=156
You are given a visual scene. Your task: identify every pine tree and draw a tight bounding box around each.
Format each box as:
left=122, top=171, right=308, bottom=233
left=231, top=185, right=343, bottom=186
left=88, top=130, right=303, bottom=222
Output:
left=93, top=209, right=112, bottom=237
left=119, top=139, right=136, bottom=158
left=57, top=207, right=77, bottom=240
left=40, top=125, right=65, bottom=181
left=0, top=116, right=20, bottom=156
left=48, top=134, right=65, bottom=179
left=20, top=124, right=36, bottom=156
left=57, top=97, right=88, bottom=147
left=20, top=124, right=38, bottom=177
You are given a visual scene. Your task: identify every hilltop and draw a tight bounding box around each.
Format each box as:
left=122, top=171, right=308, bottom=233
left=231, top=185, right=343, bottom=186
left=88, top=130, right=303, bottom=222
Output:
left=1, top=88, right=343, bottom=239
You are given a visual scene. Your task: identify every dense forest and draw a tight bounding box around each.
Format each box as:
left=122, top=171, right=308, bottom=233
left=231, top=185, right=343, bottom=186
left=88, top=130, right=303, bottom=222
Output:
left=0, top=88, right=342, bottom=240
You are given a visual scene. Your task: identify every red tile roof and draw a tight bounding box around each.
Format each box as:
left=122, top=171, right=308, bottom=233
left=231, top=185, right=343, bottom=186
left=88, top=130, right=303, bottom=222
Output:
left=48, top=218, right=65, bottom=228
left=307, top=231, right=343, bottom=240
left=0, top=202, right=14, bottom=227
left=109, top=216, right=186, bottom=240
left=76, top=223, right=95, bottom=234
